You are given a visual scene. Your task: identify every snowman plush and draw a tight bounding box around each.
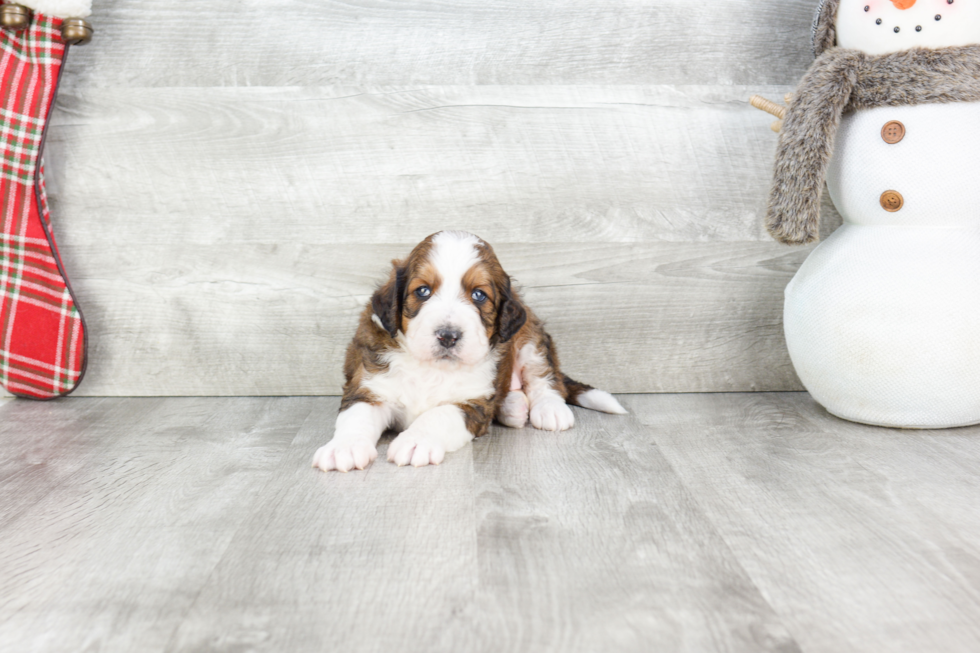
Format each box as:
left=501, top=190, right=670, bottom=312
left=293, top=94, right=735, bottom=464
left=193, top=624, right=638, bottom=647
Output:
left=764, top=0, right=980, bottom=428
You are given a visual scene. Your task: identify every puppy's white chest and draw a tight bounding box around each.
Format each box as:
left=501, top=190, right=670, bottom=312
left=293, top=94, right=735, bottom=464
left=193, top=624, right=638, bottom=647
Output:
left=364, top=350, right=497, bottom=428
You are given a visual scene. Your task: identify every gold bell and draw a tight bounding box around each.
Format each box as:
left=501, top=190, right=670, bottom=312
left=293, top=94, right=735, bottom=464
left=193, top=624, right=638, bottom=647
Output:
left=60, top=17, right=93, bottom=45
left=0, top=4, right=32, bottom=31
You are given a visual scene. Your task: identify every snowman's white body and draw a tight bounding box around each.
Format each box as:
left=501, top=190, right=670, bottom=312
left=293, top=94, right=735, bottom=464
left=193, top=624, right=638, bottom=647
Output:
left=783, top=1, right=980, bottom=427
left=785, top=102, right=980, bottom=427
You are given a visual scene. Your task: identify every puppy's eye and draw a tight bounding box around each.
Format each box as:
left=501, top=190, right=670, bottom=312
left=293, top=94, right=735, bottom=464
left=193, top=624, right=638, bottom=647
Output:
left=471, top=289, right=488, bottom=304
left=414, top=286, right=432, bottom=299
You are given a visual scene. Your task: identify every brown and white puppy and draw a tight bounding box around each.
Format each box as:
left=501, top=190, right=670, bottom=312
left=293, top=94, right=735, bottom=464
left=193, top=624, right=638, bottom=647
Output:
left=312, top=231, right=626, bottom=472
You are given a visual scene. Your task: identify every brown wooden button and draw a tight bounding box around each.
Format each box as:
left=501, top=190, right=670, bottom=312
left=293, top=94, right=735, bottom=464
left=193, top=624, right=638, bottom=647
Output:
left=881, top=120, right=905, bottom=144
left=880, top=190, right=904, bottom=212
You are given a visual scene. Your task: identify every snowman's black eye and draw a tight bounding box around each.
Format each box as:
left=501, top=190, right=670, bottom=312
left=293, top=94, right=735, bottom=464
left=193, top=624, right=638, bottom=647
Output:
left=894, top=26, right=901, bottom=33
left=936, top=14, right=942, bottom=21
left=864, top=5, right=870, bottom=11
left=948, top=0, right=954, bottom=5
left=916, top=25, right=922, bottom=32
left=877, top=18, right=883, bottom=25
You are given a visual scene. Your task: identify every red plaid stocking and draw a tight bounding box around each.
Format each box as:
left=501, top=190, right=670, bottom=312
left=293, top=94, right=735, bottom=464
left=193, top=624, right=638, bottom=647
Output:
left=1, top=11, right=86, bottom=399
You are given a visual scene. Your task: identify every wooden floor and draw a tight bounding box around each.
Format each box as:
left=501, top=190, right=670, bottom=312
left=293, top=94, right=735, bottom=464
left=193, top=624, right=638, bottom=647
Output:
left=2, top=394, right=979, bottom=652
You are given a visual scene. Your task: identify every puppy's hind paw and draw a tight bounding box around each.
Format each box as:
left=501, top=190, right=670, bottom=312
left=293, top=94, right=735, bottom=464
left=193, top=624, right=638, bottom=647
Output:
left=530, top=398, right=574, bottom=432
left=498, top=390, right=529, bottom=428
left=313, top=440, right=378, bottom=472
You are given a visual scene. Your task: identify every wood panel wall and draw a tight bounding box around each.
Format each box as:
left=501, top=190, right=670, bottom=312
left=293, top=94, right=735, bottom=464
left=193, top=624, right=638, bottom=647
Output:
left=6, top=0, right=843, bottom=397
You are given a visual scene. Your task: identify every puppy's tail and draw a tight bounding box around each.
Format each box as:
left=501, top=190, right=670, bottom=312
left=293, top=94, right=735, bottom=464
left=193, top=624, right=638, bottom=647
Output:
left=562, top=375, right=627, bottom=414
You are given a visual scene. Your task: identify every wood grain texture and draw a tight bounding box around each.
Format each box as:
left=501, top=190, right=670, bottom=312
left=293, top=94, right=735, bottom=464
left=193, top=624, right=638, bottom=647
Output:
left=0, top=397, right=316, bottom=652
left=629, top=393, right=980, bottom=653
left=63, top=1, right=817, bottom=90
left=22, top=0, right=844, bottom=396
left=45, top=85, right=796, bottom=246
left=5, top=396, right=979, bottom=651
left=0, top=397, right=796, bottom=652
left=0, top=397, right=111, bottom=527
left=55, top=241, right=810, bottom=396
left=168, top=399, right=483, bottom=652
left=465, top=406, right=798, bottom=652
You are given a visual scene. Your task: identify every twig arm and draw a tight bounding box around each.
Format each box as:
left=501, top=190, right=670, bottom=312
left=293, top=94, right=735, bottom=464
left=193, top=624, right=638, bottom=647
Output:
left=749, top=95, right=787, bottom=120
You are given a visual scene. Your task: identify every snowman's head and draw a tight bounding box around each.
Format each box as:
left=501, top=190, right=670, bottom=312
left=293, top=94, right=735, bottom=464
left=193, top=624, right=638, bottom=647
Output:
left=814, top=0, right=980, bottom=56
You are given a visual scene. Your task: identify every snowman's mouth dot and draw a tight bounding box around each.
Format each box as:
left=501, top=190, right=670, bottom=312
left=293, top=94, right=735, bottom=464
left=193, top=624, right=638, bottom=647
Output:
left=894, top=26, right=901, bottom=33
left=877, top=18, right=883, bottom=25
left=936, top=14, right=942, bottom=21
left=916, top=25, right=922, bottom=32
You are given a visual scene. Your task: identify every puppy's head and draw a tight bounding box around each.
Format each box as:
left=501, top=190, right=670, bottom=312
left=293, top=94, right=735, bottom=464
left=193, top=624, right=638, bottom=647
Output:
left=371, top=231, right=526, bottom=365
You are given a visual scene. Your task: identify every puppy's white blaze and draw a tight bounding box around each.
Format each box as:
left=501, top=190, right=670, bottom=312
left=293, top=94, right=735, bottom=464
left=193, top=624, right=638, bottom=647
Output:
left=576, top=389, right=628, bottom=415
left=405, top=231, right=488, bottom=365
left=430, top=231, right=482, bottom=281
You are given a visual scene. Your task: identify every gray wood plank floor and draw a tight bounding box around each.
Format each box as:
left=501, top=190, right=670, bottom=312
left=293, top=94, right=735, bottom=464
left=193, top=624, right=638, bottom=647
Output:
left=2, top=395, right=979, bottom=652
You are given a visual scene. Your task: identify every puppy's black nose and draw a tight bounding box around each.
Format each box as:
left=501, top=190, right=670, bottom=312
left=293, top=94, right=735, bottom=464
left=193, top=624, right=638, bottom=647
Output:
left=436, top=328, right=462, bottom=349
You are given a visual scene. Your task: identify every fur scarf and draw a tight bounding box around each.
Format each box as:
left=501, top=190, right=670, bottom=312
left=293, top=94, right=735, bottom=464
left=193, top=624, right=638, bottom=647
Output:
left=767, top=44, right=980, bottom=245
left=812, top=0, right=841, bottom=58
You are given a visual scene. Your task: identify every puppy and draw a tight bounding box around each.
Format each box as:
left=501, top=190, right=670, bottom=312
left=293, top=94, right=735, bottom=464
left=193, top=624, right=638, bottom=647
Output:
left=312, top=231, right=626, bottom=472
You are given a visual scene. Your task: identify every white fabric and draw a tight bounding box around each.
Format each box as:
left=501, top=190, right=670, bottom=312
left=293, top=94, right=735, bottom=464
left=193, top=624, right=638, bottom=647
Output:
left=16, top=1, right=91, bottom=19
left=836, top=0, right=980, bottom=56
left=827, top=103, right=980, bottom=227
left=785, top=102, right=980, bottom=428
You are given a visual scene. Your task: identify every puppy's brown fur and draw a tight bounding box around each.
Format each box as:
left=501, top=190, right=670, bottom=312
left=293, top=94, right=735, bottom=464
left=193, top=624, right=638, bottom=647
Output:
left=341, top=234, right=593, bottom=437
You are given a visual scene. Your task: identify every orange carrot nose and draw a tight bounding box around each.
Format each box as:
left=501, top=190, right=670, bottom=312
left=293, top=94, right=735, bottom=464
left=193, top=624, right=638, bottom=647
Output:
left=890, top=0, right=916, bottom=8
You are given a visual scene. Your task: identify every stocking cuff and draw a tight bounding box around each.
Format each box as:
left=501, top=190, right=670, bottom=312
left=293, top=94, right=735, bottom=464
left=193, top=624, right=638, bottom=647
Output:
left=14, top=1, right=91, bottom=19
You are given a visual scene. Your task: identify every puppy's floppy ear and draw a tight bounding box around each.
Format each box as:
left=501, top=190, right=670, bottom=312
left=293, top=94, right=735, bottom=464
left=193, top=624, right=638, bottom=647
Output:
left=371, top=261, right=407, bottom=339
left=495, top=280, right=527, bottom=344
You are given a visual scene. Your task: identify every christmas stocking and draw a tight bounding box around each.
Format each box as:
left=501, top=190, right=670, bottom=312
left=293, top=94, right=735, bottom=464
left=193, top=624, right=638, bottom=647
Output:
left=1, top=1, right=92, bottom=399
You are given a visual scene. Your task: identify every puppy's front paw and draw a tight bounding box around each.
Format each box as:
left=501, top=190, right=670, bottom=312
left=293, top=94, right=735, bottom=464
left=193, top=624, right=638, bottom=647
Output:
left=387, top=430, right=446, bottom=468
left=530, top=397, right=574, bottom=432
left=312, top=439, right=378, bottom=472
left=498, top=390, right=529, bottom=428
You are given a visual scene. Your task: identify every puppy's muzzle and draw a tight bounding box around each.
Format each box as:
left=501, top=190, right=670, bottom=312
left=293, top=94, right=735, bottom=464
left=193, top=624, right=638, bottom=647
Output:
left=435, top=327, right=462, bottom=349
